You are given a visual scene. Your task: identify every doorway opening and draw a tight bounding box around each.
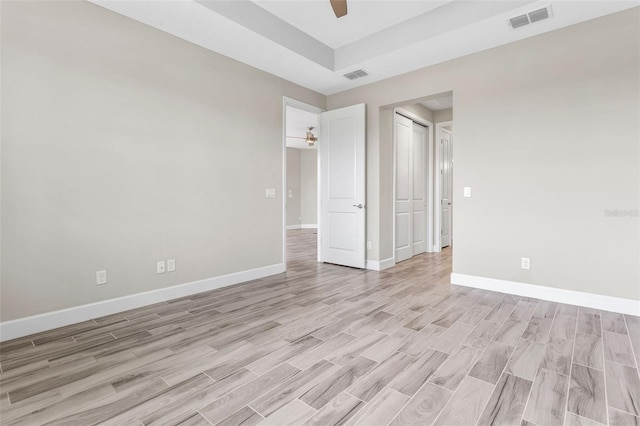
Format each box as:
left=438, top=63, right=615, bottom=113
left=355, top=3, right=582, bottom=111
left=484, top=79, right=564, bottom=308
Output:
left=436, top=121, right=454, bottom=249
left=389, top=92, right=454, bottom=266
left=393, top=108, right=432, bottom=263
left=283, top=99, right=322, bottom=269
left=283, top=98, right=367, bottom=271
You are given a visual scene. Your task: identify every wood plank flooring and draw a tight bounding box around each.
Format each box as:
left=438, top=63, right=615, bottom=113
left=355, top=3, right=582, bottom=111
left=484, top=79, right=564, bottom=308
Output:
left=1, top=229, right=639, bottom=425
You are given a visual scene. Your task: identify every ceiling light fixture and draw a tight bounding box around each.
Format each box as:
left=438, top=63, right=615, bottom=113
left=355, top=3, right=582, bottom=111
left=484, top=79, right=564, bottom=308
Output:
left=330, top=0, right=347, bottom=18
left=287, top=127, right=318, bottom=146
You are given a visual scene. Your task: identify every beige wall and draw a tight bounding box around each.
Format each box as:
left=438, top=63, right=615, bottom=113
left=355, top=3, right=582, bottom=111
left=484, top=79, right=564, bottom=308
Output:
left=300, top=150, right=317, bottom=226
left=286, top=148, right=302, bottom=227
left=327, top=9, right=640, bottom=300
left=399, top=104, right=434, bottom=123
left=2, top=2, right=638, bottom=326
left=1, top=1, right=325, bottom=321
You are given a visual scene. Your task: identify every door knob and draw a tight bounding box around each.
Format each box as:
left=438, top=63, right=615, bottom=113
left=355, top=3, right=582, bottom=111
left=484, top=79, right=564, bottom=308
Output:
left=353, top=204, right=364, bottom=209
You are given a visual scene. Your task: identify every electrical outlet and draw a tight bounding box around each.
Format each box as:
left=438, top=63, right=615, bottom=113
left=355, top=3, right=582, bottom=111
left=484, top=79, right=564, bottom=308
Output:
left=521, top=257, right=530, bottom=270
left=157, top=261, right=166, bottom=274
left=367, top=241, right=372, bottom=250
left=96, top=270, right=107, bottom=285
left=265, top=188, right=276, bottom=198
left=167, top=259, right=176, bottom=272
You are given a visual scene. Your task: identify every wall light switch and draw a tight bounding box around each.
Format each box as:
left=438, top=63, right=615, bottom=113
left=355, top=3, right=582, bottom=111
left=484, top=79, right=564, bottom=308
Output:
left=521, top=257, right=530, bottom=270
left=265, top=188, right=276, bottom=198
left=288, top=189, right=293, bottom=199
left=157, top=261, right=166, bottom=274
left=367, top=241, right=372, bottom=250
left=464, top=187, right=471, bottom=198
left=96, top=270, right=107, bottom=285
left=167, top=259, right=176, bottom=272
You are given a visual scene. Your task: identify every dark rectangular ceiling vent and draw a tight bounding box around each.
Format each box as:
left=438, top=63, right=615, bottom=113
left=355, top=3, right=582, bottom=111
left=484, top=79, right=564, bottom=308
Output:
left=344, top=69, right=368, bottom=80
left=508, top=5, right=552, bottom=29
left=528, top=7, right=550, bottom=23
left=509, top=14, right=530, bottom=29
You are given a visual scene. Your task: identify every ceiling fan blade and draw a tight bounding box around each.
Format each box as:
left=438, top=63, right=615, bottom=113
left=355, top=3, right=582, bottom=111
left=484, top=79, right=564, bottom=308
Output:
left=330, top=0, right=347, bottom=18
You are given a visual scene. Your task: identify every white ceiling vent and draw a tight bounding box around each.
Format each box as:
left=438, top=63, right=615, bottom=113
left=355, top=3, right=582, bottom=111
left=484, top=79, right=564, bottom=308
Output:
left=508, top=5, right=552, bottom=29
left=343, top=69, right=368, bottom=80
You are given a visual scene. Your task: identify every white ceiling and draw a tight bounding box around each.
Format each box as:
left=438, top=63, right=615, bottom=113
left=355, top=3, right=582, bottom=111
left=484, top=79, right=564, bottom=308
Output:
left=90, top=0, right=639, bottom=95
left=421, top=94, right=453, bottom=111
left=253, top=1, right=451, bottom=48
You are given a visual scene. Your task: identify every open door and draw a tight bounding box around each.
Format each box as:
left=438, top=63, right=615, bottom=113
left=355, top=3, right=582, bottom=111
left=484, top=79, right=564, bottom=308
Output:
left=440, top=128, right=452, bottom=248
left=319, top=104, right=366, bottom=268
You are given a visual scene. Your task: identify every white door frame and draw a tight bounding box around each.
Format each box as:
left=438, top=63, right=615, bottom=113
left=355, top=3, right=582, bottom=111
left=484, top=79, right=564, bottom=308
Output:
left=434, top=121, right=453, bottom=252
left=282, top=97, right=324, bottom=268
left=392, top=108, right=434, bottom=265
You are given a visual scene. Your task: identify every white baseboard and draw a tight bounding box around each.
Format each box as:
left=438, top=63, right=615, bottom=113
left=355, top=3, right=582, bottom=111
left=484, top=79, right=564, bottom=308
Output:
left=450, top=273, right=640, bottom=316
left=286, top=224, right=317, bottom=230
left=0, top=263, right=285, bottom=342
left=366, top=257, right=395, bottom=271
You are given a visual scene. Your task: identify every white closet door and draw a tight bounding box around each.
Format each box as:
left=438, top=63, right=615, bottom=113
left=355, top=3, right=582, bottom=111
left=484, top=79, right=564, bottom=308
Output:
left=394, top=114, right=413, bottom=263
left=411, top=123, right=428, bottom=255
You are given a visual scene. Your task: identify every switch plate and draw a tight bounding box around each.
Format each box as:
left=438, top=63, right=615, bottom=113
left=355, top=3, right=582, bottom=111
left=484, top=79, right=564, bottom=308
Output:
left=367, top=241, right=372, bottom=250
left=464, top=187, right=471, bottom=197
left=521, top=257, right=530, bottom=270
left=288, top=189, right=293, bottom=199
left=167, top=259, right=176, bottom=272
left=157, top=261, right=166, bottom=274
left=96, top=270, right=107, bottom=285
left=265, top=188, right=276, bottom=198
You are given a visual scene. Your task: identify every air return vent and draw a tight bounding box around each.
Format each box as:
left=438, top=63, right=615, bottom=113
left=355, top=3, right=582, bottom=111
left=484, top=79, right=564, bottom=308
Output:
left=528, top=7, right=550, bottom=23
left=509, top=14, right=530, bottom=29
left=343, top=69, right=368, bottom=80
left=508, top=5, right=552, bottom=29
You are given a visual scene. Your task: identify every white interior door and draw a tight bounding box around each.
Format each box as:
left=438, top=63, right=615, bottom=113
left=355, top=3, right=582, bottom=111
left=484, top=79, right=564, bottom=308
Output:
left=411, top=123, right=428, bottom=255
left=440, top=129, right=452, bottom=248
left=320, top=104, right=366, bottom=268
left=394, top=114, right=412, bottom=263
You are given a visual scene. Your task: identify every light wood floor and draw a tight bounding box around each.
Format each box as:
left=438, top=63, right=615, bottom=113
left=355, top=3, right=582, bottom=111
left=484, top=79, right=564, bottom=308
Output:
left=1, top=229, right=639, bottom=425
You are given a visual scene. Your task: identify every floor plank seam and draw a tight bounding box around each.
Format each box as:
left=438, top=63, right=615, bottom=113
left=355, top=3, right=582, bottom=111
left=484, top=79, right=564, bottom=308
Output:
left=598, top=310, right=611, bottom=425
left=517, top=371, right=537, bottom=426
left=296, top=396, right=319, bottom=412
left=197, top=409, right=215, bottom=425
left=623, top=316, right=640, bottom=369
